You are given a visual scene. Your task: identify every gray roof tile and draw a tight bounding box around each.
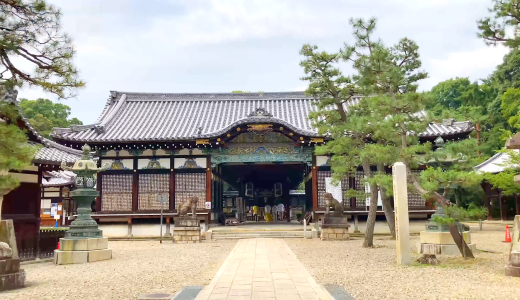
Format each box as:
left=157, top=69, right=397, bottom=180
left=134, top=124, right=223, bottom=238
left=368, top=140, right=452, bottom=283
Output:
left=51, top=91, right=473, bottom=143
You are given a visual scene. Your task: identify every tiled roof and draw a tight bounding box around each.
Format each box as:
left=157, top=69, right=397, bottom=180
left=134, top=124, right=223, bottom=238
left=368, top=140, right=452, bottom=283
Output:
left=51, top=91, right=473, bottom=143
left=42, top=170, right=76, bottom=187
left=474, top=150, right=519, bottom=174
left=1, top=91, right=82, bottom=165
left=33, top=139, right=82, bottom=165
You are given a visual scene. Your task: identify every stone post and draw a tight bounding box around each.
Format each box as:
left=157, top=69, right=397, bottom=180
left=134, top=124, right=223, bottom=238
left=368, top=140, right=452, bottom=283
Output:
left=393, top=162, right=411, bottom=265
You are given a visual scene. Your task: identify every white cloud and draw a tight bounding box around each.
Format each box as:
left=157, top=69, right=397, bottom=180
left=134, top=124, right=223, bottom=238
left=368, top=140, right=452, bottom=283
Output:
left=14, top=0, right=511, bottom=124
left=422, top=43, right=510, bottom=90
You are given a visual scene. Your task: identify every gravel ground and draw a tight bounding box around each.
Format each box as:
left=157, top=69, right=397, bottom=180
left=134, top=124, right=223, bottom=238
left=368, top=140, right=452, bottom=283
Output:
left=0, top=240, right=236, bottom=300
left=286, top=231, right=520, bottom=300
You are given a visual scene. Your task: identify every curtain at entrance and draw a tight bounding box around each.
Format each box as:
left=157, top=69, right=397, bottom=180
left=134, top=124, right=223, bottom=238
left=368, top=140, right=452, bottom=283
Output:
left=175, top=173, right=206, bottom=210
left=101, top=174, right=132, bottom=211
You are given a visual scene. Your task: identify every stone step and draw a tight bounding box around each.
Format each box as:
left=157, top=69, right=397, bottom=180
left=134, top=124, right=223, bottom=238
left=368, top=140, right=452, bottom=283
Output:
left=211, top=231, right=305, bottom=239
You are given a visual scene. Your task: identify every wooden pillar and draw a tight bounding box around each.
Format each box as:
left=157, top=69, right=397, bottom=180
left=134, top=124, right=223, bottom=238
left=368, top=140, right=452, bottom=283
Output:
left=499, top=190, right=505, bottom=221
left=170, top=157, right=175, bottom=211
left=132, top=158, right=138, bottom=212
left=165, top=217, right=171, bottom=236
left=96, top=173, right=102, bottom=212
left=486, top=195, right=492, bottom=221
left=206, top=156, right=212, bottom=205
left=311, top=155, right=318, bottom=210
left=127, top=218, right=133, bottom=237
left=349, top=176, right=356, bottom=208
left=36, top=165, right=43, bottom=259
left=516, top=195, right=520, bottom=216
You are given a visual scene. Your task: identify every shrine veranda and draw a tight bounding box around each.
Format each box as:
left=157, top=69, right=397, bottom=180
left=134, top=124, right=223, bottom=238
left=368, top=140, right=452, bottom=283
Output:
left=49, top=91, right=474, bottom=225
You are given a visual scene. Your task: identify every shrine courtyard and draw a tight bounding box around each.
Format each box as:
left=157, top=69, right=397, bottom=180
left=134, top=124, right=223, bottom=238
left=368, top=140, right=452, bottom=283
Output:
left=0, top=228, right=519, bottom=300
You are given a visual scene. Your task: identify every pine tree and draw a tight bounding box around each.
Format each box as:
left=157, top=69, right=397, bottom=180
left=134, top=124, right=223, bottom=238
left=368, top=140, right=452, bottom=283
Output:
left=0, top=0, right=84, bottom=194
left=301, top=18, right=482, bottom=247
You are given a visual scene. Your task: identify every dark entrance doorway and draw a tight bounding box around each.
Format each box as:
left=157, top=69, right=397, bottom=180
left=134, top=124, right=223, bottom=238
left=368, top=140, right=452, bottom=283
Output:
left=219, top=163, right=309, bottom=223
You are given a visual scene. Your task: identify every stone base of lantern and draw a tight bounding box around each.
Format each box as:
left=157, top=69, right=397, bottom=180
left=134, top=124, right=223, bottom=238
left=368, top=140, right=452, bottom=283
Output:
left=54, top=237, right=112, bottom=265
left=417, top=243, right=477, bottom=256
left=506, top=250, right=520, bottom=277
left=416, top=230, right=476, bottom=256
left=173, top=217, right=201, bottom=244
left=320, top=227, right=350, bottom=241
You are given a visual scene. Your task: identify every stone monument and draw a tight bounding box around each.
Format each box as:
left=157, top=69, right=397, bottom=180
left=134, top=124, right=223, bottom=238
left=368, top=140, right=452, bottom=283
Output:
left=417, top=207, right=476, bottom=256
left=320, top=193, right=350, bottom=241
left=0, top=222, right=25, bottom=290
left=54, top=144, right=112, bottom=265
left=393, top=162, right=411, bottom=265
left=506, top=215, right=520, bottom=277
left=173, top=197, right=201, bottom=243
left=0, top=168, right=25, bottom=290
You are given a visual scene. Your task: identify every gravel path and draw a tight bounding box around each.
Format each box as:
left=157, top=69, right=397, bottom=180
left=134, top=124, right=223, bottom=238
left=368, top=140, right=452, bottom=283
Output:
left=286, top=231, right=520, bottom=300
left=1, top=240, right=236, bottom=300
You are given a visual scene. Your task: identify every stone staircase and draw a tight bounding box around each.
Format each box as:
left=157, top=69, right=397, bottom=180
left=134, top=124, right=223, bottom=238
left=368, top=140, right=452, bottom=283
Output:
left=208, top=230, right=306, bottom=240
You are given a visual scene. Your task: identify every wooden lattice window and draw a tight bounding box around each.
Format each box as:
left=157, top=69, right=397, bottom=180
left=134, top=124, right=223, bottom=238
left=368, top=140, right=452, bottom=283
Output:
left=102, top=174, right=132, bottom=211
left=408, top=170, right=425, bottom=207
left=138, top=174, right=169, bottom=210
left=175, top=173, right=206, bottom=209
left=317, top=170, right=353, bottom=207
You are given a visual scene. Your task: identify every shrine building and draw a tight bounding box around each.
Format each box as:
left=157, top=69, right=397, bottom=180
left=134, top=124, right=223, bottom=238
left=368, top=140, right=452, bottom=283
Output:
left=50, top=91, right=474, bottom=226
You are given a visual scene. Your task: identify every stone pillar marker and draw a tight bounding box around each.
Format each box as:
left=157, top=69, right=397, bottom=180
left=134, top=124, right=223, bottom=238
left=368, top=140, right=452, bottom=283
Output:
left=393, top=162, right=411, bottom=265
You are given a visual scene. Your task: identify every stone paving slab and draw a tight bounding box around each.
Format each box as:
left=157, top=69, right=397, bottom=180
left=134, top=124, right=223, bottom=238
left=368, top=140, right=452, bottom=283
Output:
left=195, top=238, right=330, bottom=300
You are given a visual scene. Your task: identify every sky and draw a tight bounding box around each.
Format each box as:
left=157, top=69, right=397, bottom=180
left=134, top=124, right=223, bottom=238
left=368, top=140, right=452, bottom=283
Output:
left=17, top=0, right=510, bottom=124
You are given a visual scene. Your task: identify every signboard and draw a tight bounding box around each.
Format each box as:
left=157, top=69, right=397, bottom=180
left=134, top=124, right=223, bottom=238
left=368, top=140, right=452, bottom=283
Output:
left=57, top=205, right=63, bottom=211
left=50, top=203, right=58, bottom=217
left=205, top=202, right=211, bottom=210
left=325, top=178, right=342, bottom=202
left=156, top=194, right=168, bottom=203
left=54, top=214, right=60, bottom=220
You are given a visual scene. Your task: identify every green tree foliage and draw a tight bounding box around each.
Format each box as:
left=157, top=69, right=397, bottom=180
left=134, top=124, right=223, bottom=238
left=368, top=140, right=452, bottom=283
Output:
left=477, top=0, right=520, bottom=47
left=483, top=149, right=520, bottom=196
left=18, top=98, right=82, bottom=137
left=0, top=0, right=84, bottom=193
left=0, top=96, right=37, bottom=192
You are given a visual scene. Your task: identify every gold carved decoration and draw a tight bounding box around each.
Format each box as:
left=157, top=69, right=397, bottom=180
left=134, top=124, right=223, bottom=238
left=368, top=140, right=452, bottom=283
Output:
left=299, top=137, right=304, bottom=141
left=247, top=124, right=273, bottom=131
left=227, top=134, right=231, bottom=137
left=310, top=138, right=324, bottom=143
left=196, top=139, right=210, bottom=145
left=217, top=138, right=221, bottom=142
left=237, top=128, right=241, bottom=132
left=289, top=132, right=293, bottom=136
left=279, top=127, right=284, bottom=130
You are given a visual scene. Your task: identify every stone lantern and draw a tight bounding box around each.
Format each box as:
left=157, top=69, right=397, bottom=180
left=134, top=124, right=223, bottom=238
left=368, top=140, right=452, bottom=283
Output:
left=54, top=144, right=112, bottom=265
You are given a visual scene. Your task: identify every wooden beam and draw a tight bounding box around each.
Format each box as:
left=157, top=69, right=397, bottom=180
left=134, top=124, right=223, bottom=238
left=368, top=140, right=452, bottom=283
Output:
left=312, top=155, right=318, bottom=210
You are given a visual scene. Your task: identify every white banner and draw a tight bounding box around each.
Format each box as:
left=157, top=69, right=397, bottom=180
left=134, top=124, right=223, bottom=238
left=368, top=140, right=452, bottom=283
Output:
left=365, top=177, right=382, bottom=206
left=325, top=178, right=342, bottom=202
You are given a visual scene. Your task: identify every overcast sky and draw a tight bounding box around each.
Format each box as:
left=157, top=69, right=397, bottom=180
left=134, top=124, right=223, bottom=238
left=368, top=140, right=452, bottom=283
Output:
left=18, top=0, right=510, bottom=124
